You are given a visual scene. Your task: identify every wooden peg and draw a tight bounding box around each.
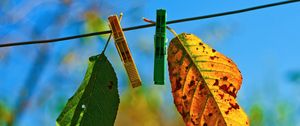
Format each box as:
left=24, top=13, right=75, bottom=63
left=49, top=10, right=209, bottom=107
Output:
left=108, top=15, right=142, bottom=88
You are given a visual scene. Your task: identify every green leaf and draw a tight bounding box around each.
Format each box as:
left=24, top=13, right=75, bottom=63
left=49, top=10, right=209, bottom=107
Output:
left=56, top=53, right=119, bottom=126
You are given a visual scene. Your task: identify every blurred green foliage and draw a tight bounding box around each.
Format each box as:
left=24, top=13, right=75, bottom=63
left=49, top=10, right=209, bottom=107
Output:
left=115, top=86, right=185, bottom=126
left=84, top=10, right=109, bottom=43
left=0, top=102, right=12, bottom=126
left=250, top=104, right=263, bottom=126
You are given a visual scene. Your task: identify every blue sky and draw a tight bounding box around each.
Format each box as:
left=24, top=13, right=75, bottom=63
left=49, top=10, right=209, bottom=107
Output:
left=1, top=0, right=300, bottom=125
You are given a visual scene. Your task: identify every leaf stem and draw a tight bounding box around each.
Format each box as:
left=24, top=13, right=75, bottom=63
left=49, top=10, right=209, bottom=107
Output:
left=142, top=17, right=178, bottom=36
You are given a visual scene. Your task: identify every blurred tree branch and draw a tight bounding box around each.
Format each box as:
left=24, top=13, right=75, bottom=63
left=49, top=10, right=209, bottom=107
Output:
left=12, top=45, right=49, bottom=125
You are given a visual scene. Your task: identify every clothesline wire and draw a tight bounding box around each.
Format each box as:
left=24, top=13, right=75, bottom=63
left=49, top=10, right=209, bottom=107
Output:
left=0, top=0, right=299, bottom=48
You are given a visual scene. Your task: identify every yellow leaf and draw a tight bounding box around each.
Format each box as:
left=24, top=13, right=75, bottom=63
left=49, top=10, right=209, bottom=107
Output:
left=168, top=33, right=249, bottom=126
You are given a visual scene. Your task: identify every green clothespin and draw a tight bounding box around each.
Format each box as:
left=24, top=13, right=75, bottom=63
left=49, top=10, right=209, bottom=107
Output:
left=154, top=9, right=167, bottom=85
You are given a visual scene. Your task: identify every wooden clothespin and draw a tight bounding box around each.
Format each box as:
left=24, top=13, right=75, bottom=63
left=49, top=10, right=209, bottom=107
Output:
left=108, top=15, right=142, bottom=88
left=154, top=9, right=167, bottom=85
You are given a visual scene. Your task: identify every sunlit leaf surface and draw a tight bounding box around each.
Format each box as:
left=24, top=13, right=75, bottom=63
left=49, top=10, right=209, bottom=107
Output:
left=168, top=33, right=249, bottom=126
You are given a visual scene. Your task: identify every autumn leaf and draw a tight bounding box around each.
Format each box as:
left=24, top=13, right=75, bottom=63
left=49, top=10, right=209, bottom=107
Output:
left=167, top=33, right=249, bottom=126
left=56, top=53, right=119, bottom=126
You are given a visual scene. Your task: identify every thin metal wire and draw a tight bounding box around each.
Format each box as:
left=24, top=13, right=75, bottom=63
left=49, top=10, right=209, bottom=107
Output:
left=143, top=17, right=177, bottom=36
left=0, top=0, right=300, bottom=48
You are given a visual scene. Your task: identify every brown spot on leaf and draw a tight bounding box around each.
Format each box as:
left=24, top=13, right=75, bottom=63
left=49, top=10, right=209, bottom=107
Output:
left=232, top=88, right=236, bottom=93
left=229, top=91, right=237, bottom=98
left=225, top=111, right=229, bottom=115
left=229, top=103, right=240, bottom=109
left=219, top=94, right=224, bottom=99
left=212, top=49, right=216, bottom=52
left=223, top=76, right=228, bottom=81
left=185, top=66, right=190, bottom=72
left=220, top=85, right=228, bottom=92
left=202, top=46, right=206, bottom=52
left=199, top=83, right=205, bottom=90
left=175, top=77, right=182, bottom=91
left=191, top=119, right=197, bottom=125
left=210, top=56, right=218, bottom=60
left=189, top=80, right=195, bottom=88
left=208, top=113, right=213, bottom=117
left=108, top=81, right=113, bottom=90
left=220, top=84, right=237, bottom=98
left=203, top=122, right=207, bottom=126
left=213, top=79, right=219, bottom=86
left=182, top=112, right=189, bottom=118
left=182, top=95, right=187, bottom=100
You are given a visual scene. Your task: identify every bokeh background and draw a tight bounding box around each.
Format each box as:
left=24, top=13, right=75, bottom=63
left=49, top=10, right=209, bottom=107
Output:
left=1, top=0, right=300, bottom=126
